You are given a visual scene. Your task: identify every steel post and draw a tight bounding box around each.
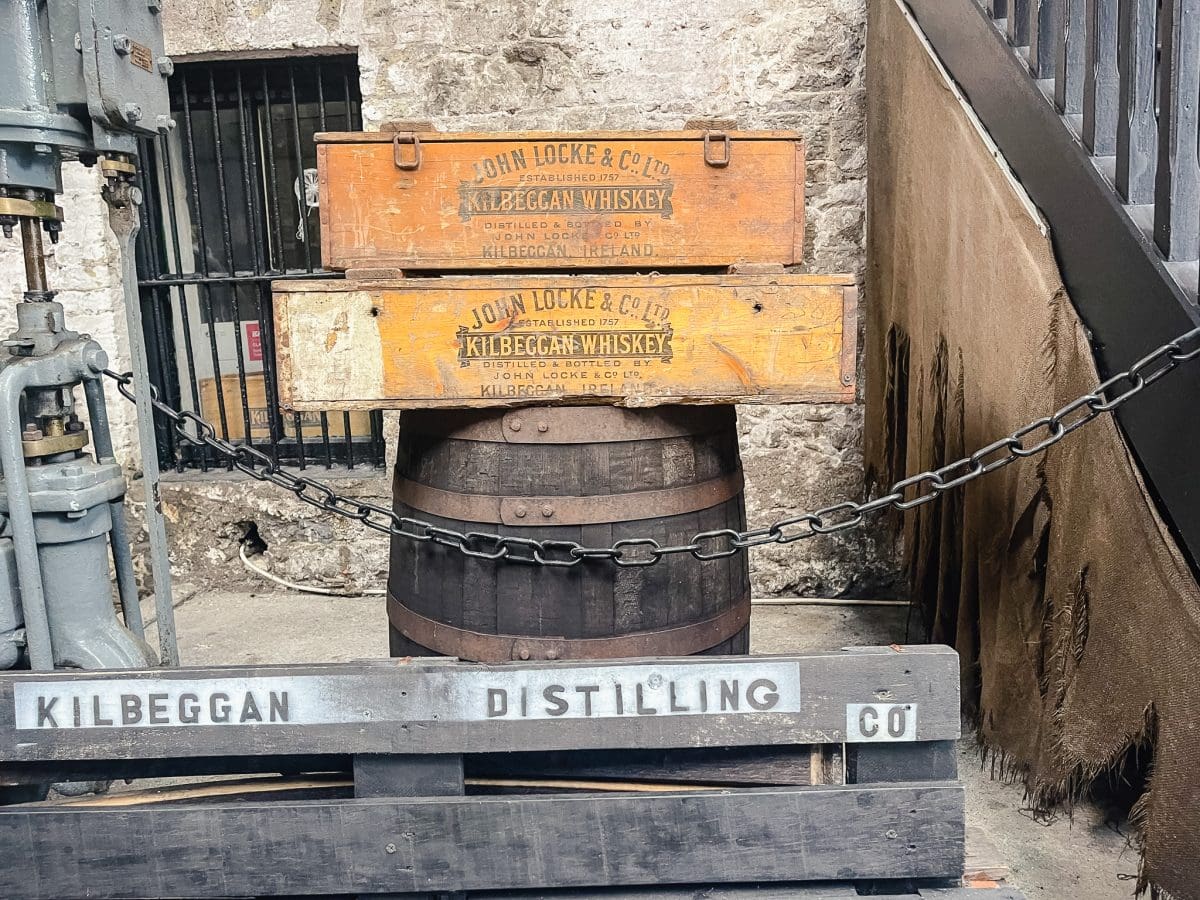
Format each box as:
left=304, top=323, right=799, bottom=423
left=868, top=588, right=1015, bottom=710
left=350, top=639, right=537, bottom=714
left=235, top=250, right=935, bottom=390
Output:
left=105, top=194, right=178, bottom=666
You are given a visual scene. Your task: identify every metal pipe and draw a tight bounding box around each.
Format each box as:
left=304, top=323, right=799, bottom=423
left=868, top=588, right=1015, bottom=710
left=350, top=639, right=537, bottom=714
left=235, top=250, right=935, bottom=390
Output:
left=83, top=377, right=144, bottom=639
left=0, top=362, right=53, bottom=669
left=19, top=217, right=48, bottom=294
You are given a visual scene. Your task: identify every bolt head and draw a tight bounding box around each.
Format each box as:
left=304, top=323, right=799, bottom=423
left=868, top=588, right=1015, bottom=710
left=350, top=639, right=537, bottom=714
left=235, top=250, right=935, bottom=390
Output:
left=514, top=505, right=528, bottom=518
left=518, top=649, right=530, bottom=660
left=155, top=114, right=176, bottom=134
left=536, top=421, right=549, bottom=433
left=22, top=427, right=43, bottom=442
left=61, top=465, right=84, bottom=477
left=147, top=0, right=163, bottom=11
left=123, top=102, right=142, bottom=123
left=112, top=34, right=132, bottom=55
left=540, top=505, right=554, bottom=518
left=156, top=56, right=174, bottom=76
left=545, top=650, right=559, bottom=660
left=384, top=842, right=397, bottom=854
left=508, top=418, right=522, bottom=431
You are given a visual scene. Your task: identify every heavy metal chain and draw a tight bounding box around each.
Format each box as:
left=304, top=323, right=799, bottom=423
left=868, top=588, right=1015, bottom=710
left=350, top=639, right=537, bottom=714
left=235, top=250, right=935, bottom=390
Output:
left=104, top=325, right=1200, bottom=568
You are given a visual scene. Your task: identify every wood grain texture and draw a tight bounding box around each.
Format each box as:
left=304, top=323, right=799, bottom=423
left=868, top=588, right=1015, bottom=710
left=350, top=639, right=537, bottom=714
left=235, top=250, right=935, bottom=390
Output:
left=0, top=648, right=960, bottom=761
left=273, top=274, right=856, bottom=410
left=470, top=887, right=1027, bottom=900
left=317, top=131, right=803, bottom=270
left=0, top=783, right=965, bottom=898
left=389, top=409, right=749, bottom=660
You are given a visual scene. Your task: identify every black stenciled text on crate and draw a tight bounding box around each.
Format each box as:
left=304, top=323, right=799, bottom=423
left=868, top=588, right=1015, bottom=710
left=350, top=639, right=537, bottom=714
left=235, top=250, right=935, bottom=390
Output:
left=133, top=55, right=385, bottom=473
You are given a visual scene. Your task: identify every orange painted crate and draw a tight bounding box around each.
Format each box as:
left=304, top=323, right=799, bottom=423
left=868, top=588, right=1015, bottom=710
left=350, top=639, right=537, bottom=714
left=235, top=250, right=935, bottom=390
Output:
left=317, top=130, right=805, bottom=271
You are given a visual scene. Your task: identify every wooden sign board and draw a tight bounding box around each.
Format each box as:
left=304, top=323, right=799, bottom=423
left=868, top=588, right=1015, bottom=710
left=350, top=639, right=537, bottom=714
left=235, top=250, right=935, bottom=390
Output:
left=317, top=130, right=804, bottom=270
left=273, top=273, right=856, bottom=410
left=0, top=647, right=959, bottom=761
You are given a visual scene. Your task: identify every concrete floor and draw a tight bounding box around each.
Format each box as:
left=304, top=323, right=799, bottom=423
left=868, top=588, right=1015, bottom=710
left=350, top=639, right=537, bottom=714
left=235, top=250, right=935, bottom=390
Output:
left=145, top=589, right=1138, bottom=899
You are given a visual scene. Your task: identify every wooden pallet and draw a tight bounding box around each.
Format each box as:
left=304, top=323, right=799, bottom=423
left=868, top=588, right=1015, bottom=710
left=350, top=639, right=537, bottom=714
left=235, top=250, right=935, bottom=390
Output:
left=0, top=646, right=1011, bottom=899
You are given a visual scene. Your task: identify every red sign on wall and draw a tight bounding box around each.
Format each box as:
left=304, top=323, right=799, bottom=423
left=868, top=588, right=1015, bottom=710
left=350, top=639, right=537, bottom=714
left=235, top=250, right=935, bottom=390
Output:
left=246, top=322, right=263, bottom=362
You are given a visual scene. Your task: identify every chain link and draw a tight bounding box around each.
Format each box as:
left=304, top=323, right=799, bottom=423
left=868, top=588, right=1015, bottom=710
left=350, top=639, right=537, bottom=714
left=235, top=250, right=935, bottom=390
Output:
left=103, top=325, right=1200, bottom=567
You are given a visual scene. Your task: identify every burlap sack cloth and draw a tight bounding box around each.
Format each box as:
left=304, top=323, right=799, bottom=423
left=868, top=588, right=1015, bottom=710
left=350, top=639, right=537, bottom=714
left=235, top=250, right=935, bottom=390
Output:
left=865, top=1, right=1200, bottom=895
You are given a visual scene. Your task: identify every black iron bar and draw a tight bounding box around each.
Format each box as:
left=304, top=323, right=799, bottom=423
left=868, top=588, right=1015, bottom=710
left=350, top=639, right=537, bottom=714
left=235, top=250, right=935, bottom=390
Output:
left=134, top=57, right=377, bottom=470
left=260, top=65, right=286, bottom=275
left=181, top=72, right=232, bottom=456
left=158, top=127, right=210, bottom=471
left=209, top=69, right=255, bottom=450
left=235, top=68, right=281, bottom=460
left=288, top=63, right=315, bottom=275
left=340, top=68, right=357, bottom=468
left=313, top=63, right=334, bottom=468
left=141, top=270, right=337, bottom=287
left=370, top=410, right=385, bottom=468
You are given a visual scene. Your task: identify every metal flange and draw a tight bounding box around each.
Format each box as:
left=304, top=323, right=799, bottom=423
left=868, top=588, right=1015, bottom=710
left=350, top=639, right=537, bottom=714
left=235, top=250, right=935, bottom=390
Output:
left=0, top=197, right=63, bottom=221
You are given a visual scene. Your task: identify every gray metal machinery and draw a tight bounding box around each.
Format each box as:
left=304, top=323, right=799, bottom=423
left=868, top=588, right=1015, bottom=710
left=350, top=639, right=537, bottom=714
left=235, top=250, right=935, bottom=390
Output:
left=0, top=0, right=179, bottom=671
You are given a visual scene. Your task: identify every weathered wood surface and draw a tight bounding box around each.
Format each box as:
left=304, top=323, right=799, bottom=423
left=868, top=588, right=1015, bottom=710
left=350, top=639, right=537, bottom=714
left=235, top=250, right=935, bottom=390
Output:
left=0, top=783, right=965, bottom=898
left=317, top=130, right=804, bottom=270
left=469, top=745, right=815, bottom=787
left=272, top=274, right=856, bottom=410
left=388, top=405, right=749, bottom=662
left=849, top=740, right=959, bottom=784
left=0, top=648, right=960, bottom=761
left=471, top=887, right=1026, bottom=899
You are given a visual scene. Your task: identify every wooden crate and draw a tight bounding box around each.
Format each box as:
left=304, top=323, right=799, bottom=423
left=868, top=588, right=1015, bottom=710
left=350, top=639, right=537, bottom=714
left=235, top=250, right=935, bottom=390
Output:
left=197, top=372, right=372, bottom=441
left=317, top=130, right=804, bottom=270
left=0, top=646, right=989, bottom=898
left=273, top=273, right=856, bottom=410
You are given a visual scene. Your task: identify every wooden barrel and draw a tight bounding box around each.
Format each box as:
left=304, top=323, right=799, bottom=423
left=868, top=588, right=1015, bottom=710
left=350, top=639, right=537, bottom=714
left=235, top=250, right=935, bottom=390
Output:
left=388, top=406, right=750, bottom=662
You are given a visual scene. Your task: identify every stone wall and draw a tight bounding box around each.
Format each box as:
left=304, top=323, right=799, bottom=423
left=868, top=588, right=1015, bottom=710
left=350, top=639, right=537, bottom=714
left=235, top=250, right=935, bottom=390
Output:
left=0, top=0, right=898, bottom=600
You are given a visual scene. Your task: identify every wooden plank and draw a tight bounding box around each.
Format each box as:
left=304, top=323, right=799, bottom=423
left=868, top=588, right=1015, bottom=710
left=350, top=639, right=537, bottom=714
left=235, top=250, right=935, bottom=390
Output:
left=355, top=754, right=465, bottom=900
left=848, top=740, right=959, bottom=784
left=272, top=274, right=856, bottom=410
left=1082, top=0, right=1119, bottom=155
left=0, top=782, right=966, bottom=898
left=1053, top=0, right=1084, bottom=114
left=491, top=892, right=1025, bottom=900
left=1115, top=0, right=1158, bottom=202
left=317, top=131, right=803, bottom=270
left=470, top=745, right=815, bottom=787
left=354, top=754, right=465, bottom=798
left=1152, top=0, right=1200, bottom=260
left=1028, top=0, right=1058, bottom=78
left=0, top=647, right=960, bottom=762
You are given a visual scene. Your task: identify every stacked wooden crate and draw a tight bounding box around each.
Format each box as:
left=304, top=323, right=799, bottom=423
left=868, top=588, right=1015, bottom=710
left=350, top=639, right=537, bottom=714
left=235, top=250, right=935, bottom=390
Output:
left=273, top=128, right=855, bottom=409
left=273, top=128, right=856, bottom=664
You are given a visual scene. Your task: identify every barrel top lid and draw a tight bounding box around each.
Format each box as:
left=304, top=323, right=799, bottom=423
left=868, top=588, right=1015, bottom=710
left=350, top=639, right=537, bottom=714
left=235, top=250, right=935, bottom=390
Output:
left=316, top=129, right=805, bottom=144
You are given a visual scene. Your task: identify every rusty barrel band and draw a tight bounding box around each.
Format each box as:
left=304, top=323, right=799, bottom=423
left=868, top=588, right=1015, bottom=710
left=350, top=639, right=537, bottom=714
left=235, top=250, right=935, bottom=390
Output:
left=387, top=592, right=750, bottom=662
left=394, top=470, right=744, bottom=527
left=399, top=405, right=736, bottom=444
